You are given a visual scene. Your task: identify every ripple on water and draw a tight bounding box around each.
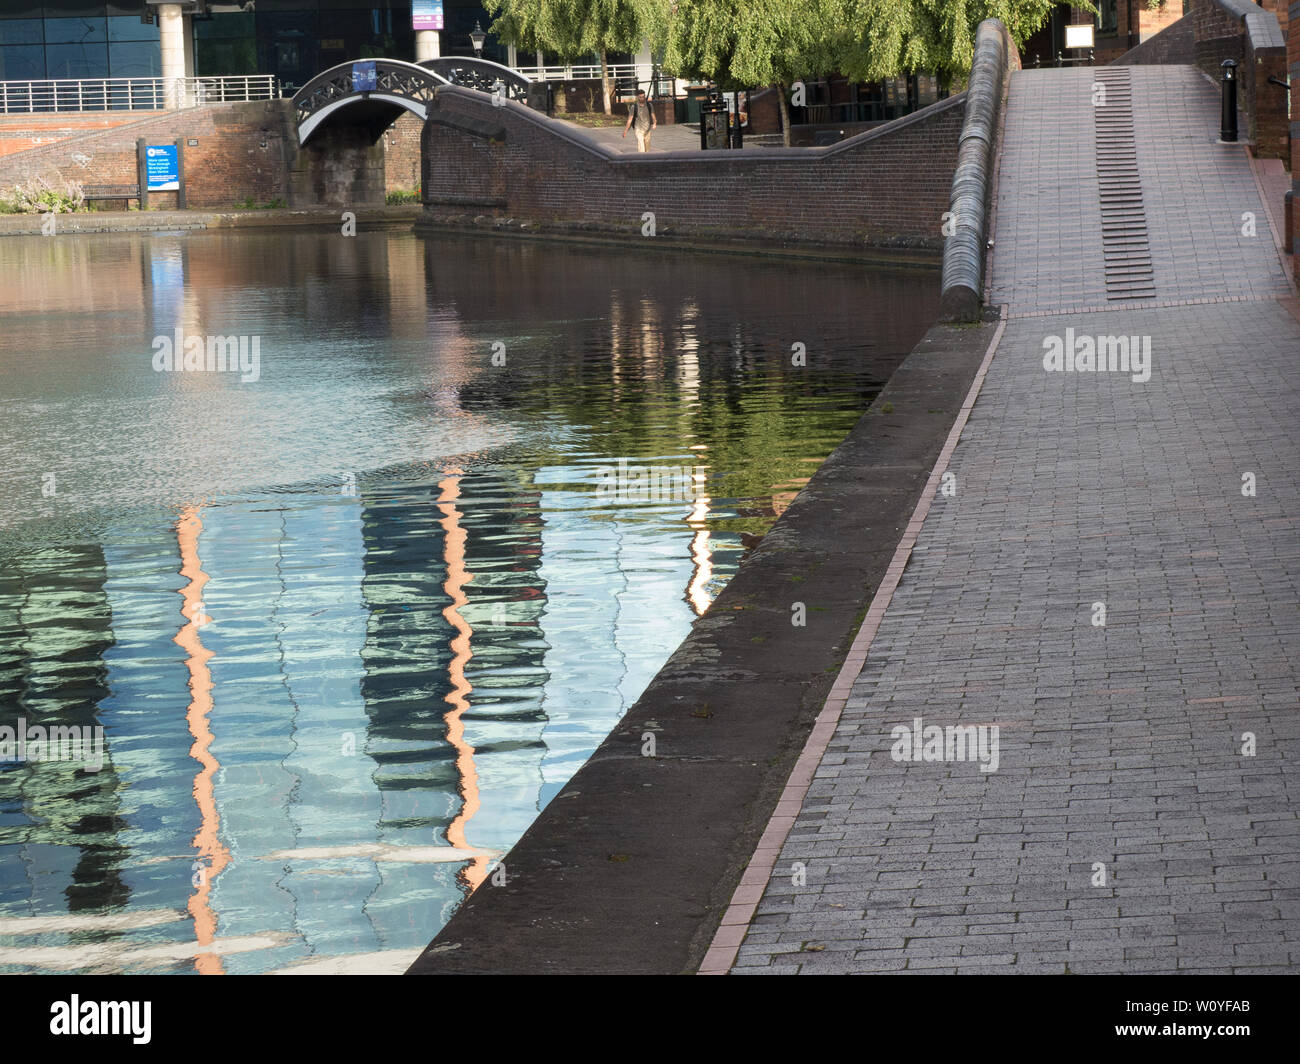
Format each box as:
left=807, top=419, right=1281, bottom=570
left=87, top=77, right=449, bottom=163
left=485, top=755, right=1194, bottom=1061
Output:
left=0, top=229, right=937, bottom=973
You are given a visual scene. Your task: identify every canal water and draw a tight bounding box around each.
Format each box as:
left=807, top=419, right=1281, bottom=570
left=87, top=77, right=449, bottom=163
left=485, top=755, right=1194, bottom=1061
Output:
left=0, top=229, right=937, bottom=973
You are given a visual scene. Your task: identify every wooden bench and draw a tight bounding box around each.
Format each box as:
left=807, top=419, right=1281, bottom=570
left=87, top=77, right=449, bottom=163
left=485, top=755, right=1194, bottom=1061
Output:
left=82, top=183, right=141, bottom=205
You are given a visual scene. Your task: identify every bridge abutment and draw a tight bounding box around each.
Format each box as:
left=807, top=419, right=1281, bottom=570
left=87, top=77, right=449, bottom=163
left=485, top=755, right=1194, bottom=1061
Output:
left=288, top=124, right=387, bottom=209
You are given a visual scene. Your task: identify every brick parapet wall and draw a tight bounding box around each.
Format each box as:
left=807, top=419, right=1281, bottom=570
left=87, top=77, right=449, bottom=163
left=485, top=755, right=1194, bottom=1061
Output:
left=1191, top=0, right=1288, bottom=157
left=419, top=85, right=967, bottom=252
left=1113, top=14, right=1197, bottom=64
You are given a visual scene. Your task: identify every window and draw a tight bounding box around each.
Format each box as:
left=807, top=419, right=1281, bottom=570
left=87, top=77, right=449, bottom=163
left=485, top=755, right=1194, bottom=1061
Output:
left=44, top=16, right=108, bottom=44
left=0, top=44, right=45, bottom=80
left=107, top=16, right=158, bottom=42
left=44, top=41, right=109, bottom=77
left=108, top=39, right=159, bottom=76
left=1098, top=0, right=1118, bottom=33
left=196, top=38, right=258, bottom=77
left=0, top=20, right=44, bottom=45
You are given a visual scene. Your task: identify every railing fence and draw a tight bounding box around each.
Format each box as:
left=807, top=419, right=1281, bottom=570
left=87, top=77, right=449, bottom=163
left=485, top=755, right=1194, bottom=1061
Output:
left=0, top=75, right=280, bottom=115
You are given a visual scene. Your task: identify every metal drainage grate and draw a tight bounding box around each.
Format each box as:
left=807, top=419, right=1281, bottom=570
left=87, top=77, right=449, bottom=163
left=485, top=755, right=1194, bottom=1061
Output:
left=1093, top=68, right=1154, bottom=301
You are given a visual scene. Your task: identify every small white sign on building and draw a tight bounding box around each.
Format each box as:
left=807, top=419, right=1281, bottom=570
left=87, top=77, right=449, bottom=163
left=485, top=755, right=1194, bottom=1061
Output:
left=1065, top=24, right=1095, bottom=50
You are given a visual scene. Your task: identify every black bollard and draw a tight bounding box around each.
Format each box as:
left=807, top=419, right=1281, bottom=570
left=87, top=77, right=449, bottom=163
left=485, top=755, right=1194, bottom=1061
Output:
left=1220, top=59, right=1238, bottom=143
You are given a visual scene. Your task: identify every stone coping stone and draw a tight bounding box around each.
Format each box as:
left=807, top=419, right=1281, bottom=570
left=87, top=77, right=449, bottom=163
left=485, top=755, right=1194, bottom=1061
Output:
left=0, top=203, right=421, bottom=236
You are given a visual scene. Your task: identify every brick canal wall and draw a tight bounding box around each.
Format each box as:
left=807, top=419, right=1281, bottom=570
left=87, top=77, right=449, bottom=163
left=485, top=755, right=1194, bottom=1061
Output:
left=417, top=84, right=968, bottom=253
left=0, top=102, right=424, bottom=209
left=0, top=100, right=296, bottom=209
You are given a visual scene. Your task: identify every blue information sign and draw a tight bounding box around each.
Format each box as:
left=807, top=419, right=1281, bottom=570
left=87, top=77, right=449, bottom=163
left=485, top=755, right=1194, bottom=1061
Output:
left=352, top=61, right=377, bottom=92
left=145, top=144, right=179, bottom=192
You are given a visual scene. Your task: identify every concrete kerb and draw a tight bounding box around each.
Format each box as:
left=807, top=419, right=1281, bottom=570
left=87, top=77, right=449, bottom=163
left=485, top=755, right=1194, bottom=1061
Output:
left=697, top=304, right=1009, bottom=975
left=0, top=204, right=421, bottom=237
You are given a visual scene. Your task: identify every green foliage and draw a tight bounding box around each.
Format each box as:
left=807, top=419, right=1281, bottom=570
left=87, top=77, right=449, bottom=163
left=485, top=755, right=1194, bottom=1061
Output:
left=662, top=0, right=838, bottom=89
left=386, top=188, right=421, bottom=204
left=0, top=177, right=86, bottom=214
left=833, top=0, right=1068, bottom=84
left=486, top=0, right=669, bottom=61
left=662, top=0, right=1072, bottom=88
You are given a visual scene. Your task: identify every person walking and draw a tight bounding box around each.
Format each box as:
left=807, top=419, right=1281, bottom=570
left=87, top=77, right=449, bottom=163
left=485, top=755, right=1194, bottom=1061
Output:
left=622, top=89, right=657, bottom=153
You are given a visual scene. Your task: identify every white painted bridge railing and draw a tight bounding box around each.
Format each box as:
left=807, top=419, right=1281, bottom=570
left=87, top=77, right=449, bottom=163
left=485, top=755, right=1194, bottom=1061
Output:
left=0, top=75, right=281, bottom=115
left=513, top=63, right=641, bottom=83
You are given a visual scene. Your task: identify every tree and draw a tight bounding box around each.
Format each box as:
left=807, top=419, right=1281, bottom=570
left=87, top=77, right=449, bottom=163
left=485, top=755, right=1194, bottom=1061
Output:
left=829, top=0, right=1063, bottom=87
left=487, top=0, right=671, bottom=113
left=662, top=0, right=842, bottom=146
left=662, top=0, right=1066, bottom=144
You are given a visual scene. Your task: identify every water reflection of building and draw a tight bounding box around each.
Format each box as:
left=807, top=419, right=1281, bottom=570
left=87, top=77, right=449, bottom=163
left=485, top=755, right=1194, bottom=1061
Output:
left=196, top=466, right=556, bottom=968
left=1, top=225, right=934, bottom=970
left=0, top=460, right=560, bottom=971
left=0, top=546, right=129, bottom=916
left=525, top=459, right=715, bottom=806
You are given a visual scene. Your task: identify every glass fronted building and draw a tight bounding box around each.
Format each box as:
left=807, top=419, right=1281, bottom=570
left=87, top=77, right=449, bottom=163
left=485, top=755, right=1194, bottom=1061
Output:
left=0, top=2, right=504, bottom=91
left=0, top=3, right=163, bottom=81
left=192, top=0, right=505, bottom=92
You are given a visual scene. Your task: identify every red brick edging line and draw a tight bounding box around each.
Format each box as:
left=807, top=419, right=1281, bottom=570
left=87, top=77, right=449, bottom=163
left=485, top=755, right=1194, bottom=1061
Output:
left=696, top=304, right=1011, bottom=975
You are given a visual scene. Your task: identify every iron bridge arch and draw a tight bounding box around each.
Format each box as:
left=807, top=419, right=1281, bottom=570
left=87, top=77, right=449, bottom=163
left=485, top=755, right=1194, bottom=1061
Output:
left=293, top=57, right=533, bottom=145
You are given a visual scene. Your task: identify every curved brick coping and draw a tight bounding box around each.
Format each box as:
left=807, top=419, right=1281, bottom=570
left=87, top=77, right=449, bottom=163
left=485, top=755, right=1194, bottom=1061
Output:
left=406, top=311, right=1000, bottom=975
left=1210, top=0, right=1284, bottom=48
left=938, top=18, right=1016, bottom=323
left=431, top=82, right=968, bottom=167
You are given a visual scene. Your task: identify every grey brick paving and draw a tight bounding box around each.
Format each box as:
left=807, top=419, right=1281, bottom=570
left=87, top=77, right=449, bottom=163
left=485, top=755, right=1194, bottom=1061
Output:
left=730, top=66, right=1300, bottom=974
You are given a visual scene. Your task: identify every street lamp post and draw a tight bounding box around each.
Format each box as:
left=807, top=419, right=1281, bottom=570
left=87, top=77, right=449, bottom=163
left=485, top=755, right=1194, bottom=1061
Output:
left=470, top=22, right=486, bottom=58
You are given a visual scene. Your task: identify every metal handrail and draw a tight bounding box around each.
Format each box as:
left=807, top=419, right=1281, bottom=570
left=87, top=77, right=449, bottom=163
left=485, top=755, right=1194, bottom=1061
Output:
left=0, top=75, right=280, bottom=114
left=513, top=63, right=640, bottom=83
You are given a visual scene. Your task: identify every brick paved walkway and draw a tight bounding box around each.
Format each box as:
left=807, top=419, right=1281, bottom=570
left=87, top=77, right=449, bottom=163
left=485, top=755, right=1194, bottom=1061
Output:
left=708, top=66, right=1300, bottom=974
